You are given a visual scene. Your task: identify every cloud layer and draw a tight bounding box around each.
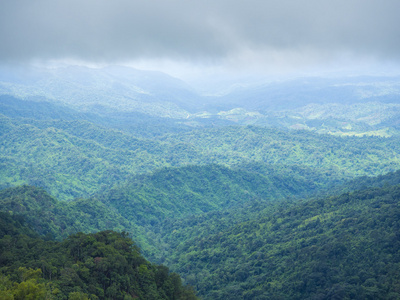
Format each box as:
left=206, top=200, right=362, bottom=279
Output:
left=1, top=0, right=399, bottom=74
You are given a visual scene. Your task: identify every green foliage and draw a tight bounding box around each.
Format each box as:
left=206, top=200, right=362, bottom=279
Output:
left=0, top=218, right=198, bottom=300
left=99, top=163, right=333, bottom=227
left=159, top=182, right=400, bottom=299
left=3, top=168, right=400, bottom=299
left=0, top=113, right=208, bottom=200
left=3, top=113, right=400, bottom=201
left=161, top=126, right=400, bottom=178
left=4, top=93, right=400, bottom=299
left=0, top=95, right=196, bottom=139
left=0, top=185, right=137, bottom=241
left=0, top=162, right=343, bottom=255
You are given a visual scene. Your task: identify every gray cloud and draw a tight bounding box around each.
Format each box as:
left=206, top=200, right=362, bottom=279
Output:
left=0, top=0, right=399, bottom=71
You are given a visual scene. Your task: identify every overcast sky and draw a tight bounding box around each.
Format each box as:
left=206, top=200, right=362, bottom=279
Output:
left=1, top=0, right=399, bottom=80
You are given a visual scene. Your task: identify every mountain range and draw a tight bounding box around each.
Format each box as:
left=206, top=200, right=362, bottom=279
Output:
left=2, top=65, right=400, bottom=136
left=1, top=65, right=400, bottom=299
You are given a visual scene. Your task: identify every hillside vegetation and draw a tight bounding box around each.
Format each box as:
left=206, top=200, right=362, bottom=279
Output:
left=0, top=214, right=198, bottom=299
left=155, top=172, right=400, bottom=299
left=0, top=161, right=339, bottom=256
left=2, top=170, right=400, bottom=299
left=2, top=112, right=400, bottom=200
left=1, top=71, right=400, bottom=299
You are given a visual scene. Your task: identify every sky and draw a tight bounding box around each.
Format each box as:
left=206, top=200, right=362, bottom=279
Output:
left=0, top=0, right=399, bottom=82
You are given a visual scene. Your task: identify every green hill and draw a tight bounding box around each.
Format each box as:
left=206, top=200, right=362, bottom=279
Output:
left=3, top=114, right=400, bottom=201
left=0, top=214, right=198, bottom=299
left=3, top=167, right=400, bottom=299
left=161, top=126, right=400, bottom=178
left=0, top=163, right=337, bottom=253
left=96, top=163, right=337, bottom=227
left=158, top=175, right=400, bottom=299
left=0, top=115, right=206, bottom=200
left=0, top=94, right=198, bottom=138
left=0, top=185, right=136, bottom=240
left=2, top=164, right=400, bottom=299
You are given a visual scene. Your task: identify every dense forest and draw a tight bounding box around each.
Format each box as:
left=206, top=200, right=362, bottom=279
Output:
left=0, top=212, right=197, bottom=299
left=2, top=83, right=400, bottom=299
left=2, top=109, right=400, bottom=201
left=2, top=167, right=400, bottom=298
left=159, top=178, right=400, bottom=299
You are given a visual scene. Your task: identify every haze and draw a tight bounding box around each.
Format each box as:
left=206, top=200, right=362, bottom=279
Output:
left=1, top=0, right=399, bottom=85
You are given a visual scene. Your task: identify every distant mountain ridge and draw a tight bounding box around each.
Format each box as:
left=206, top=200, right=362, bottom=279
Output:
left=0, top=65, right=200, bottom=117
left=1, top=65, right=400, bottom=136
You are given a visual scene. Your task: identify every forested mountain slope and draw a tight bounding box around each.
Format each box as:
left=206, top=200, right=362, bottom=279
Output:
left=150, top=169, right=400, bottom=262
left=159, top=176, right=400, bottom=299
left=0, top=114, right=205, bottom=200
left=2, top=168, right=400, bottom=299
left=0, top=186, right=137, bottom=240
left=0, top=213, right=198, bottom=300
left=0, top=94, right=199, bottom=138
left=96, top=163, right=338, bottom=227
left=0, top=65, right=200, bottom=117
left=2, top=120, right=400, bottom=299
left=161, top=126, right=400, bottom=177
left=0, top=162, right=337, bottom=254
left=3, top=112, right=400, bottom=201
